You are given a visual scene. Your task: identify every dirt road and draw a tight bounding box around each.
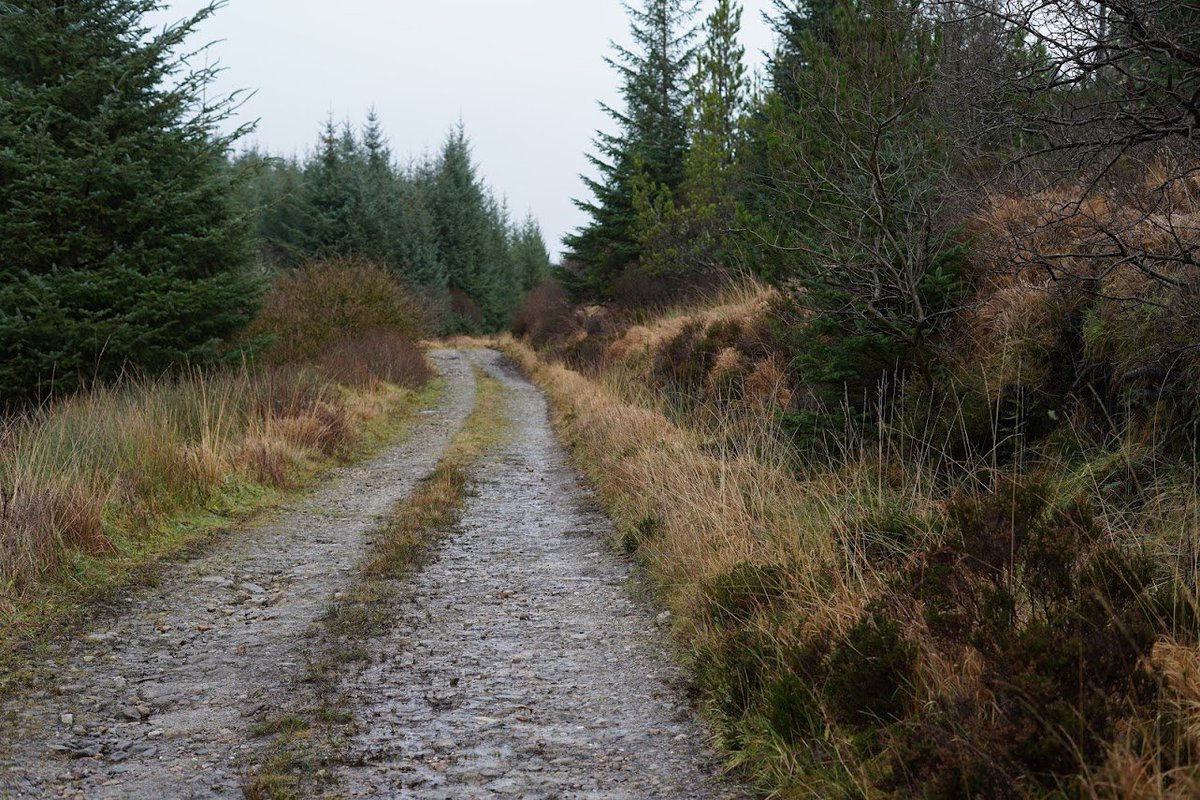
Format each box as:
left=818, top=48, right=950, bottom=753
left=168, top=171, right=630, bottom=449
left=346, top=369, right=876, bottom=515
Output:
left=0, top=349, right=735, bottom=799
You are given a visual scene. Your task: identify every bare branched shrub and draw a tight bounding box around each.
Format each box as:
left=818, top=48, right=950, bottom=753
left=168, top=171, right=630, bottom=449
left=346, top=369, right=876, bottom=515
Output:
left=246, top=257, right=428, bottom=363
left=510, top=278, right=577, bottom=348
left=448, top=287, right=484, bottom=331
left=940, top=0, right=1200, bottom=289
left=318, top=331, right=433, bottom=389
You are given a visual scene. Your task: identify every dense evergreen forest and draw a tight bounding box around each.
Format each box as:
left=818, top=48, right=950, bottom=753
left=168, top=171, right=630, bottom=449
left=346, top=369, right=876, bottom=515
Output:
left=0, top=0, right=550, bottom=403
left=233, top=117, right=552, bottom=334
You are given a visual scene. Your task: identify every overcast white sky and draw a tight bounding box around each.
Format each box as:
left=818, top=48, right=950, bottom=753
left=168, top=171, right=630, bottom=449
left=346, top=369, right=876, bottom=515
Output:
left=144, top=1, right=779, bottom=260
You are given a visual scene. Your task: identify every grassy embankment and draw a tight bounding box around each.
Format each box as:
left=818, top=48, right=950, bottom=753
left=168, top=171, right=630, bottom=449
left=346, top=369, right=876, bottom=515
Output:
left=245, top=362, right=508, bottom=800
left=0, top=259, right=435, bottom=690
left=502, top=253, right=1200, bottom=797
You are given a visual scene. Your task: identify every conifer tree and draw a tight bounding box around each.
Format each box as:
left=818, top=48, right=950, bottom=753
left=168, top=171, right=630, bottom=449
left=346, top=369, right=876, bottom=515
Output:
left=303, top=117, right=358, bottom=256
left=393, top=168, right=446, bottom=290
left=237, top=114, right=534, bottom=333
left=0, top=0, right=261, bottom=401
left=755, top=0, right=965, bottom=404
left=766, top=0, right=840, bottom=106
left=634, top=0, right=749, bottom=289
left=356, top=108, right=399, bottom=265
left=511, top=215, right=553, bottom=291
left=564, top=0, right=699, bottom=299
left=234, top=150, right=310, bottom=268
left=430, top=125, right=496, bottom=330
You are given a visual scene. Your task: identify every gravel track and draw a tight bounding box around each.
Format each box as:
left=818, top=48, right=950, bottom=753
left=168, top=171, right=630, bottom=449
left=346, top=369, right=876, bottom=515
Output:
left=0, top=348, right=740, bottom=800
left=330, top=349, right=737, bottom=799
left=0, top=350, right=475, bottom=799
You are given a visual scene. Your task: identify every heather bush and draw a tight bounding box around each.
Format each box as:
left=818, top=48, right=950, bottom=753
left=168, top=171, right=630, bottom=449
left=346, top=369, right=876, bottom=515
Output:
left=318, top=331, right=433, bottom=389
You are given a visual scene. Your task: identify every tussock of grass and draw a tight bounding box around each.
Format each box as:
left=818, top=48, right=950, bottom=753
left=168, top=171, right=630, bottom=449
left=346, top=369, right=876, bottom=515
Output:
left=245, top=363, right=507, bottom=799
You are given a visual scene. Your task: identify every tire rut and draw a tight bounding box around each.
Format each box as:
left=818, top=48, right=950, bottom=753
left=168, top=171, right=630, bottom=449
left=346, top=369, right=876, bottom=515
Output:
left=331, top=349, right=740, bottom=799
left=0, top=349, right=476, bottom=800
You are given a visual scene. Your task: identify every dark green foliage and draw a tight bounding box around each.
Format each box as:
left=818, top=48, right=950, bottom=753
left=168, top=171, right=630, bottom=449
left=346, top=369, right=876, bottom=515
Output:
left=748, top=0, right=970, bottom=444
left=885, top=481, right=1166, bottom=794
left=703, top=561, right=792, bottom=629
left=236, top=118, right=549, bottom=334
left=620, top=513, right=663, bottom=555
left=848, top=508, right=925, bottom=568
left=766, top=671, right=823, bottom=744
left=564, top=0, right=699, bottom=299
left=633, top=0, right=751, bottom=297
left=823, top=609, right=915, bottom=728
left=694, top=626, right=778, bottom=726
left=0, top=0, right=262, bottom=402
left=765, top=0, right=840, bottom=108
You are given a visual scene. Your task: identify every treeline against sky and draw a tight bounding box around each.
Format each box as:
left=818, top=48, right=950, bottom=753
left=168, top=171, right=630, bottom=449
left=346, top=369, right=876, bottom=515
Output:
left=0, top=1, right=549, bottom=403
left=235, top=117, right=551, bottom=334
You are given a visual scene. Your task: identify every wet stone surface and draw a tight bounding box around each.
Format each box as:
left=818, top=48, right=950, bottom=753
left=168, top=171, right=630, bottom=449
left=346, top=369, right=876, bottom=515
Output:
left=0, top=351, right=476, bottom=800
left=0, top=348, right=743, bottom=799
left=334, top=350, right=739, bottom=799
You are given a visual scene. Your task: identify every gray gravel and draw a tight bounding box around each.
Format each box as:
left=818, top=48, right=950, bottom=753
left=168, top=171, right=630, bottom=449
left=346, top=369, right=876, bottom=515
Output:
left=332, top=349, right=738, bottom=799
left=0, top=351, right=475, bottom=799
left=0, top=348, right=741, bottom=800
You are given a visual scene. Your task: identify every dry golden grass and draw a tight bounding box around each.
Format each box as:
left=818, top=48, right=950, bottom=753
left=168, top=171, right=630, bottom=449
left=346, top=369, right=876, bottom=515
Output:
left=503, top=334, right=908, bottom=652
left=0, top=362, right=430, bottom=617
left=604, top=278, right=777, bottom=366
left=367, top=366, right=506, bottom=577
left=501, top=308, right=1200, bottom=796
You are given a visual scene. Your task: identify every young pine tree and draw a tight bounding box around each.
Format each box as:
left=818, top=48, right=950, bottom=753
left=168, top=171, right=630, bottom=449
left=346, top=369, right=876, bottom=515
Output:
left=755, top=0, right=966, bottom=411
left=634, top=0, right=749, bottom=291
left=511, top=215, right=553, bottom=292
left=0, top=0, right=262, bottom=402
left=564, top=0, right=699, bottom=300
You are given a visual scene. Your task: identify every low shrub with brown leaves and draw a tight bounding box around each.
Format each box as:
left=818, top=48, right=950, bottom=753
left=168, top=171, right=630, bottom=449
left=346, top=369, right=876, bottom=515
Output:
left=318, top=331, right=432, bottom=389
left=510, top=278, right=577, bottom=348
left=246, top=257, right=428, bottom=364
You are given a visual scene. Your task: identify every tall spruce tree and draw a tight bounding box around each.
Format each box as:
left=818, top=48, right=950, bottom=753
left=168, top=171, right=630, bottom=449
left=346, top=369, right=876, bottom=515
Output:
left=233, top=150, right=310, bottom=268
left=766, top=0, right=840, bottom=106
left=564, top=0, right=699, bottom=299
left=302, top=116, right=358, bottom=257
left=511, top=215, right=552, bottom=291
left=356, top=108, right=400, bottom=266
left=430, top=125, right=496, bottom=330
left=0, top=0, right=261, bottom=402
left=633, top=0, right=749, bottom=290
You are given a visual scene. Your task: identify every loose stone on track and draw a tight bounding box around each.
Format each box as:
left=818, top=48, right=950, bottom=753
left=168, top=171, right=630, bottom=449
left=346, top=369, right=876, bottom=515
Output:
left=0, top=351, right=475, bottom=800
left=334, top=349, right=737, bottom=799
left=0, top=348, right=741, bottom=799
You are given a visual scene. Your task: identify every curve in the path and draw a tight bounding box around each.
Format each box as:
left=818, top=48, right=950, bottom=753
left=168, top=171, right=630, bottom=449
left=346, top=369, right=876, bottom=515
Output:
left=334, top=348, right=740, bottom=799
left=0, top=350, right=477, bottom=800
